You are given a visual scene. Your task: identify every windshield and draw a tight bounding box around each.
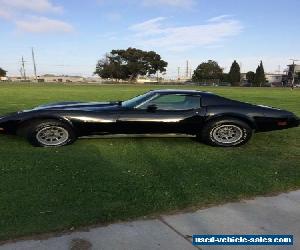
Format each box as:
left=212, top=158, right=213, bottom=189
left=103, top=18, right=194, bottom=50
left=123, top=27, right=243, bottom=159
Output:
left=122, top=91, right=155, bottom=108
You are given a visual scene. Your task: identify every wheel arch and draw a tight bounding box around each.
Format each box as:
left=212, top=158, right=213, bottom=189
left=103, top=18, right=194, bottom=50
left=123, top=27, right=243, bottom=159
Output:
left=205, top=113, right=257, bottom=130
left=17, top=115, right=76, bottom=134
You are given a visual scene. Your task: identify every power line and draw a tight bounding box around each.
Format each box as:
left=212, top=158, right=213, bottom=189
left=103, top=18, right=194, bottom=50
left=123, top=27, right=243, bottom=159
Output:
left=289, top=59, right=299, bottom=65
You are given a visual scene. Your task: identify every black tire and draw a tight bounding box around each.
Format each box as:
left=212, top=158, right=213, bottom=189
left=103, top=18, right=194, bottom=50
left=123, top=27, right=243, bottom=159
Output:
left=199, top=118, right=253, bottom=147
left=18, top=119, right=77, bottom=147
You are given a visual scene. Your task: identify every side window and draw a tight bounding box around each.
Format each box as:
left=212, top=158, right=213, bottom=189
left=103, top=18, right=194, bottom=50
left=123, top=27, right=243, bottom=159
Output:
left=139, top=94, right=200, bottom=110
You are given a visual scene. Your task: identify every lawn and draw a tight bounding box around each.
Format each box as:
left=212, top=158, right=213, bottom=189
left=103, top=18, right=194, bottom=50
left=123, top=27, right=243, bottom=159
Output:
left=0, top=83, right=299, bottom=241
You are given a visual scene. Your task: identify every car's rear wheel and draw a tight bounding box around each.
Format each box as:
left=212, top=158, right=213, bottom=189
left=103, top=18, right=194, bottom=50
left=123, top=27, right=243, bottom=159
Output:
left=199, top=118, right=253, bottom=147
left=19, top=120, right=77, bottom=147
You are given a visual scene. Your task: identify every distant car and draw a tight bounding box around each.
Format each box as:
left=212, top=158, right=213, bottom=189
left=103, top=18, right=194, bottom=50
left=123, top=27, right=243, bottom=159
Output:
left=0, top=89, right=299, bottom=147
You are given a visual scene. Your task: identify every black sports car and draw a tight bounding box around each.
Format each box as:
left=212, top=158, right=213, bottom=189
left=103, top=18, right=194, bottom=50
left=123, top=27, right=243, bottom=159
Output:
left=0, top=89, right=299, bottom=147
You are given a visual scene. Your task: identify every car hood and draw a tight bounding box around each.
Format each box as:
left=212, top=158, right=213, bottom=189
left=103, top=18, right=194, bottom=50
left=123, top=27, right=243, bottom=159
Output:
left=26, top=101, right=121, bottom=111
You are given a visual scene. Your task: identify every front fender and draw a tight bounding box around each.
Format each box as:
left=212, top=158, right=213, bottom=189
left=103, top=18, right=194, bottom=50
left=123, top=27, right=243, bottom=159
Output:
left=0, top=112, right=76, bottom=134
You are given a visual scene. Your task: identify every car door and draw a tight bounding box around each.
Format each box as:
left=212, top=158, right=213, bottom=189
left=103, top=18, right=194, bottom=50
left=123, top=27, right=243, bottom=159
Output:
left=117, top=94, right=206, bottom=134
left=69, top=108, right=121, bottom=135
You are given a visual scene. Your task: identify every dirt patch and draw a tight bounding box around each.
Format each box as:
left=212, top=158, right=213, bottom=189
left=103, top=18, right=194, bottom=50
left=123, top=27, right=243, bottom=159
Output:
left=70, top=238, right=92, bottom=250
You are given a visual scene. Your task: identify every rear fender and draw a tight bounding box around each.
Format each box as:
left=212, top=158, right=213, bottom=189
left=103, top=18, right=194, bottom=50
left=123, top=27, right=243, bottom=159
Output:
left=205, top=113, right=257, bottom=129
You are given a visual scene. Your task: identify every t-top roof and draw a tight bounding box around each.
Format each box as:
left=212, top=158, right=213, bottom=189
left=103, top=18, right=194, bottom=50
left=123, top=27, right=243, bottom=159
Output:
left=150, top=89, right=214, bottom=96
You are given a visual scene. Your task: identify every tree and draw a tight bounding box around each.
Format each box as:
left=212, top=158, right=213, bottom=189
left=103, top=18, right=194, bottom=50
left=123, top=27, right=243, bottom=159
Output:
left=192, top=60, right=223, bottom=83
left=221, top=73, right=230, bottom=82
left=295, top=72, right=300, bottom=85
left=94, top=54, right=128, bottom=81
left=254, top=61, right=266, bottom=87
left=246, top=71, right=255, bottom=84
left=0, top=68, right=7, bottom=77
left=94, top=48, right=168, bottom=81
left=228, top=60, right=241, bottom=86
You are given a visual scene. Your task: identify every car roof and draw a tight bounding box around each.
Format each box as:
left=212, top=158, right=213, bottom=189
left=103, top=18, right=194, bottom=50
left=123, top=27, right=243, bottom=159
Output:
left=150, top=89, right=214, bottom=96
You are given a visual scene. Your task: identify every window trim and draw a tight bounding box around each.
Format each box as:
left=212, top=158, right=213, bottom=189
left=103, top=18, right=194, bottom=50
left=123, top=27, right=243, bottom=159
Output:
left=135, top=94, right=159, bottom=109
left=135, top=93, right=201, bottom=111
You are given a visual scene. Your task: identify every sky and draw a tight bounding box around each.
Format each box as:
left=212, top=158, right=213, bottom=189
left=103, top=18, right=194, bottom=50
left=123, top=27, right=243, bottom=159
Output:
left=0, top=0, right=300, bottom=78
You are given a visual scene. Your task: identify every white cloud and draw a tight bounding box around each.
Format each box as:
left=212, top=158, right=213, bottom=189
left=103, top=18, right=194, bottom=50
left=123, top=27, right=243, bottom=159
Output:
left=0, top=0, right=62, bottom=13
left=142, top=0, right=196, bottom=8
left=129, top=16, right=243, bottom=51
left=16, top=16, right=74, bottom=33
left=0, top=0, right=74, bottom=34
left=130, top=17, right=166, bottom=36
left=208, top=15, right=233, bottom=22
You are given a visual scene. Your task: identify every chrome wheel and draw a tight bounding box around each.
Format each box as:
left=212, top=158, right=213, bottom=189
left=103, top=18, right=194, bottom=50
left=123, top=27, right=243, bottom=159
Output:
left=36, top=126, right=69, bottom=146
left=212, top=124, right=243, bottom=144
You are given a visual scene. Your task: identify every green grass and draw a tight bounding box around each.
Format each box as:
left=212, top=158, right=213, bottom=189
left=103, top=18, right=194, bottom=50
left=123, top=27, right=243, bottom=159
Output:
left=0, top=83, right=299, bottom=241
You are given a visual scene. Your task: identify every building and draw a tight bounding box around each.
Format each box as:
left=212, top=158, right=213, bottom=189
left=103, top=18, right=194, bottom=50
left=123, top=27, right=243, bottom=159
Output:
left=0, top=77, right=8, bottom=81
left=37, top=75, right=86, bottom=83
left=8, top=76, right=24, bottom=82
left=136, top=76, right=159, bottom=84
left=85, top=77, right=104, bottom=83
left=7, top=75, right=86, bottom=83
left=265, top=73, right=283, bottom=84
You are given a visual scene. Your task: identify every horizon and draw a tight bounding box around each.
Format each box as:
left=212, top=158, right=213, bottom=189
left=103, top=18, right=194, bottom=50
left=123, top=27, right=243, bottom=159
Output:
left=1, top=0, right=299, bottom=78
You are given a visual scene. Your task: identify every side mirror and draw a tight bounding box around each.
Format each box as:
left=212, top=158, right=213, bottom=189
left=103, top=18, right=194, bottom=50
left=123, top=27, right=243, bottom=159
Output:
left=147, top=104, right=158, bottom=112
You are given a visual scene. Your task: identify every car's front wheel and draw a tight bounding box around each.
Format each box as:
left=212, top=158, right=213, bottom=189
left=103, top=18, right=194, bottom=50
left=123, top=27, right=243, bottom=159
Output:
left=19, top=120, right=77, bottom=147
left=199, top=118, right=253, bottom=147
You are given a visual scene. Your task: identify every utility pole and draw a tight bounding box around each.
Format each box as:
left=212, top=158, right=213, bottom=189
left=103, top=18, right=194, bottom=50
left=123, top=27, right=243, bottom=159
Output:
left=277, top=65, right=281, bottom=74
left=186, top=60, right=189, bottom=78
left=32, top=48, right=37, bottom=81
left=177, top=67, right=180, bottom=80
left=21, top=56, right=26, bottom=80
left=239, top=62, right=243, bottom=84
left=19, top=67, right=23, bottom=78
left=289, top=59, right=299, bottom=89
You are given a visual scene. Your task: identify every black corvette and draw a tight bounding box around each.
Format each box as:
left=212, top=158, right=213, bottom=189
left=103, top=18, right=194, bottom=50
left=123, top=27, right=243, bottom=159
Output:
left=0, top=89, right=299, bottom=147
